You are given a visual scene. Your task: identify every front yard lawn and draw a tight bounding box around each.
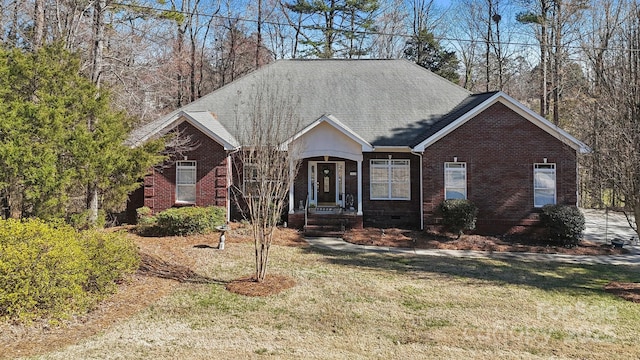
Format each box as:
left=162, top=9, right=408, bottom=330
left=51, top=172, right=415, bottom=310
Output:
left=2, top=226, right=639, bottom=359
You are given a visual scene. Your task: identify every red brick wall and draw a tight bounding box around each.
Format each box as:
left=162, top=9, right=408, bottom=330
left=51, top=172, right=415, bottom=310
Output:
left=422, top=102, right=578, bottom=234
left=140, top=121, right=229, bottom=215
left=363, top=152, right=422, bottom=228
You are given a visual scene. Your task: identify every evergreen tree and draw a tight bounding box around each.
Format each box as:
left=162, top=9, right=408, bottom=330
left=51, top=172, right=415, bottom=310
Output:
left=0, top=44, right=163, bottom=221
left=284, top=0, right=380, bottom=58
left=404, top=29, right=460, bottom=83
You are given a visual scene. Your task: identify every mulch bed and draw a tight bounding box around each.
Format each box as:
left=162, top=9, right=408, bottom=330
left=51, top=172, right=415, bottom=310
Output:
left=343, top=228, right=628, bottom=255
left=226, top=274, right=297, bottom=297
left=604, top=282, right=640, bottom=303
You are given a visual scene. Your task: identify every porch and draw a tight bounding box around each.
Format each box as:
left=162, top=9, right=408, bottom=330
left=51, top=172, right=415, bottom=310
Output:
left=287, top=156, right=364, bottom=235
left=284, top=115, right=370, bottom=234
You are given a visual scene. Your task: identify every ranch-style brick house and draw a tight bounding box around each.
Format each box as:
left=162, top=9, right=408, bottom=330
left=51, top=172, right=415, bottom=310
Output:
left=127, top=59, right=588, bottom=234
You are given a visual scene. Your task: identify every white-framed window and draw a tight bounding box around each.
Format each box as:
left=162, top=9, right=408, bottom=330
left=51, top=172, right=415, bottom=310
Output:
left=444, top=162, right=467, bottom=200
left=370, top=159, right=410, bottom=200
left=176, top=161, right=196, bottom=203
left=534, top=163, right=556, bottom=207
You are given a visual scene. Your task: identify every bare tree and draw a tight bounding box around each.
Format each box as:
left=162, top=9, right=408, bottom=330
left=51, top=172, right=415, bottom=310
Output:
left=518, top=0, right=587, bottom=122
left=578, top=0, right=639, bottom=237
left=370, top=0, right=408, bottom=59
left=232, top=76, right=303, bottom=282
left=260, top=0, right=296, bottom=59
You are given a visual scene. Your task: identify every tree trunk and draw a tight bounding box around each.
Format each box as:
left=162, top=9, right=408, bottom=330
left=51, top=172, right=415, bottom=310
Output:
left=634, top=203, right=640, bottom=240
left=33, top=0, right=45, bottom=49
left=8, top=181, right=22, bottom=219
left=552, top=0, right=561, bottom=125
left=540, top=2, right=549, bottom=118
left=485, top=0, right=492, bottom=92
left=87, top=0, right=106, bottom=225
left=87, top=183, right=99, bottom=224
left=256, top=0, right=262, bottom=68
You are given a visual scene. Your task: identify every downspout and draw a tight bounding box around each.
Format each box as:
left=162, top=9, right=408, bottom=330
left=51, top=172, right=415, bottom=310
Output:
left=411, top=150, right=424, bottom=230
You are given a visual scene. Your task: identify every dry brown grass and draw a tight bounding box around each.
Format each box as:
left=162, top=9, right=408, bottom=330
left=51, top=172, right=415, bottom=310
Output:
left=2, top=223, right=640, bottom=360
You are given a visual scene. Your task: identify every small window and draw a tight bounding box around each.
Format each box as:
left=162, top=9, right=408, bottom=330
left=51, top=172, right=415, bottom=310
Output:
left=534, top=163, right=556, bottom=207
left=370, top=159, right=410, bottom=200
left=445, top=162, right=467, bottom=200
left=176, top=161, right=196, bottom=203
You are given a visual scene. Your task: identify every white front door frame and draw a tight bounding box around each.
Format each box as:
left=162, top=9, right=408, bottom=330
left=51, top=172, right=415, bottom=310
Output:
left=308, top=161, right=345, bottom=207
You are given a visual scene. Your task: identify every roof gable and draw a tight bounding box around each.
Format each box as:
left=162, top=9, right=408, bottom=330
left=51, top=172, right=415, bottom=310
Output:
left=130, top=110, right=238, bottom=150
left=412, top=91, right=589, bottom=153
left=286, top=114, right=373, bottom=151
left=284, top=115, right=373, bottom=161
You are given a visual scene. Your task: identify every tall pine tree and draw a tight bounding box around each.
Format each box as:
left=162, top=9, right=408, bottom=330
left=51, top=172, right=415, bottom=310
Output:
left=284, top=0, right=380, bottom=58
left=0, top=44, right=163, bottom=221
left=404, top=29, right=460, bottom=83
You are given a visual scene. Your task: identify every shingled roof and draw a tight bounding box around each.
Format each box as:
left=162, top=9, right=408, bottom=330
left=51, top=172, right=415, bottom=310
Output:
left=130, top=59, right=474, bottom=147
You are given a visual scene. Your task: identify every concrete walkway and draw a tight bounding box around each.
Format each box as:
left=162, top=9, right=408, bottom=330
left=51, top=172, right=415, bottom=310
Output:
left=304, top=237, right=640, bottom=266
left=304, top=209, right=640, bottom=266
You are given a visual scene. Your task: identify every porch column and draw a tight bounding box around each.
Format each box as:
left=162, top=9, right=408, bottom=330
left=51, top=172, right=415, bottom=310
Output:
left=357, top=159, right=363, bottom=215
left=288, top=160, right=295, bottom=214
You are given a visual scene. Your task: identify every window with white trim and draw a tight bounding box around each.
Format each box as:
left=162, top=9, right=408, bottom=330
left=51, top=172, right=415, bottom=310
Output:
left=370, top=159, right=410, bottom=200
left=534, top=163, right=556, bottom=207
left=444, top=162, right=467, bottom=200
left=176, top=161, right=196, bottom=203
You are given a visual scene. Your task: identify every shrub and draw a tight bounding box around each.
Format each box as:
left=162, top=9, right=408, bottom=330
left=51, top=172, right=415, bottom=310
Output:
left=136, top=206, right=157, bottom=226
left=0, top=219, right=140, bottom=322
left=80, top=230, right=140, bottom=295
left=539, top=204, right=585, bottom=247
left=155, top=206, right=226, bottom=236
left=438, top=199, right=478, bottom=238
left=0, top=219, right=89, bottom=321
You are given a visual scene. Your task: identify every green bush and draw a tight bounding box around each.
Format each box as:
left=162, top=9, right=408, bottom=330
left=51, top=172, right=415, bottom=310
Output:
left=155, top=206, right=226, bottom=236
left=0, top=219, right=88, bottom=321
left=136, top=206, right=157, bottom=226
left=80, top=230, right=140, bottom=295
left=438, top=199, right=478, bottom=238
left=0, top=219, right=140, bottom=322
left=539, top=204, right=585, bottom=247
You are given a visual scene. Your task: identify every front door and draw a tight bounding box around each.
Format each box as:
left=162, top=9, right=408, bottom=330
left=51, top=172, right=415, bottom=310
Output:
left=317, top=163, right=336, bottom=204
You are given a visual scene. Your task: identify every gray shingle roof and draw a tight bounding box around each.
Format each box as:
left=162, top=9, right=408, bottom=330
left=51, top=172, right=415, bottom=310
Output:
left=130, top=59, right=475, bottom=147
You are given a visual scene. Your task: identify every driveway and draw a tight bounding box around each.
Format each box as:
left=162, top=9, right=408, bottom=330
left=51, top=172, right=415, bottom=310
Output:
left=582, top=208, right=637, bottom=244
